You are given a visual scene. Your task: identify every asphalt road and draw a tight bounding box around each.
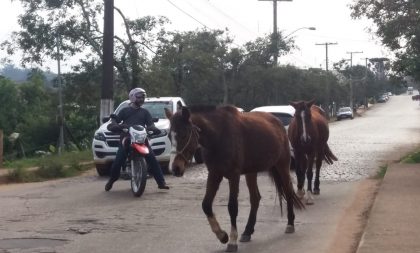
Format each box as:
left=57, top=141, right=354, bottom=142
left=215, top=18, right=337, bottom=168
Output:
left=0, top=94, right=419, bottom=253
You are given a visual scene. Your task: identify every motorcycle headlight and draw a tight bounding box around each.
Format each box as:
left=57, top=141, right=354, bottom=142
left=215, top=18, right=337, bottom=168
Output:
left=132, top=132, right=147, bottom=143
left=94, top=132, right=106, bottom=142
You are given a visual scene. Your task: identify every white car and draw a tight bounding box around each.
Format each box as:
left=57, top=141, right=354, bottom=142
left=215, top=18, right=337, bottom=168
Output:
left=336, top=106, right=354, bottom=120
left=92, top=97, right=186, bottom=176
left=250, top=105, right=295, bottom=131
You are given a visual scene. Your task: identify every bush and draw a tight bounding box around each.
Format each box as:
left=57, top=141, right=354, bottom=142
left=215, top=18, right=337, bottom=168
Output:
left=6, top=166, right=32, bottom=182
left=36, top=160, right=67, bottom=179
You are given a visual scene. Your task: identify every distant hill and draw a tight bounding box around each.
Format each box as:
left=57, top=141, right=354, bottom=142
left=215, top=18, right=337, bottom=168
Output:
left=0, top=64, right=57, bottom=86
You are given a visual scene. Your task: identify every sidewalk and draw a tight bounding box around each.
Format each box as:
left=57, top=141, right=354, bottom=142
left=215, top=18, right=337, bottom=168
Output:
left=357, top=163, right=420, bottom=253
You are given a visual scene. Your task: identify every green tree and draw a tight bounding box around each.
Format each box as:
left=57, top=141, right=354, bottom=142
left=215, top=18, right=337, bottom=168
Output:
left=2, top=0, right=169, bottom=92
left=351, top=0, right=420, bottom=81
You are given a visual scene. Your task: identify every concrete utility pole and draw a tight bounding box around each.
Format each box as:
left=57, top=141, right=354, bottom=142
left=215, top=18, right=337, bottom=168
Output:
left=259, top=0, right=292, bottom=66
left=315, top=42, right=337, bottom=117
left=315, top=42, right=338, bottom=71
left=101, top=0, right=114, bottom=122
left=346, top=51, right=363, bottom=110
left=362, top=57, right=370, bottom=108
left=56, top=33, right=64, bottom=155
left=0, top=129, right=3, bottom=168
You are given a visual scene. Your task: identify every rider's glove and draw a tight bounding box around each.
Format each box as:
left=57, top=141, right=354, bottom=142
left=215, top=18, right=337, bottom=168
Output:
left=147, top=126, right=161, bottom=135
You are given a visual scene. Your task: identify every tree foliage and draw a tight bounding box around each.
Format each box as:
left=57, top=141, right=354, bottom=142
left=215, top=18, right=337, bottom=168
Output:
left=351, top=0, right=420, bottom=81
left=0, top=1, right=397, bottom=161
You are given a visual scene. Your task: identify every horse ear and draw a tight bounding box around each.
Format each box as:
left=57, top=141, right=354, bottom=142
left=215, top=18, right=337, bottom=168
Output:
left=181, top=106, right=191, bottom=122
left=164, top=107, right=173, bottom=119
left=307, top=99, right=316, bottom=107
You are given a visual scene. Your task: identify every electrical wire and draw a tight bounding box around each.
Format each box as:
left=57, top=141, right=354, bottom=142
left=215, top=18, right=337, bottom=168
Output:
left=166, top=0, right=210, bottom=29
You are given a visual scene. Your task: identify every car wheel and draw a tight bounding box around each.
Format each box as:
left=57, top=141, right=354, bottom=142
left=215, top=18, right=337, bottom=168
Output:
left=96, top=164, right=110, bottom=177
left=194, top=147, right=204, bottom=164
left=351, top=116, right=354, bottom=119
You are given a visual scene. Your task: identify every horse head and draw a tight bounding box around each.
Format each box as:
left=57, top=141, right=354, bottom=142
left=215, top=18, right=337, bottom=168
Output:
left=290, top=99, right=316, bottom=146
left=165, top=106, right=200, bottom=177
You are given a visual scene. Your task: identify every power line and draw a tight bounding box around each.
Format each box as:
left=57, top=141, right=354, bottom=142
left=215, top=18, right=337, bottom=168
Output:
left=166, top=0, right=210, bottom=29
left=197, top=0, right=258, bottom=37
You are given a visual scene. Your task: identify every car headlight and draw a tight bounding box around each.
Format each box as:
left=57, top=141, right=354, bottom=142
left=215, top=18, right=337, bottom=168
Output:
left=94, top=132, right=106, bottom=141
left=148, top=129, right=168, bottom=139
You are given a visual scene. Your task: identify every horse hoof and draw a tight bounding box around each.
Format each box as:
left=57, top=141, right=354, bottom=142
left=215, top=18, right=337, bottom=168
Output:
left=297, top=189, right=305, bottom=199
left=220, top=231, right=229, bottom=244
left=226, top=244, right=238, bottom=252
left=239, top=234, right=251, bottom=242
left=313, top=189, right=320, bottom=195
left=306, top=197, right=314, bottom=205
left=285, top=225, right=295, bottom=234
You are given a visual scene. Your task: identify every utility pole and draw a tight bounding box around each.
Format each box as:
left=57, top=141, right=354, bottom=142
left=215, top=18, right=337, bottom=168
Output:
left=259, top=0, right=292, bottom=66
left=362, top=57, right=370, bottom=108
left=0, top=129, right=3, bottom=167
left=315, top=42, right=338, bottom=71
left=346, top=51, right=363, bottom=110
left=56, top=33, right=64, bottom=155
left=315, top=42, right=337, bottom=118
left=101, top=0, right=114, bottom=123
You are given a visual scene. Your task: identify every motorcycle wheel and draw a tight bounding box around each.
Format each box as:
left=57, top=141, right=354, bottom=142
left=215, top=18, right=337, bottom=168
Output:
left=131, top=153, right=148, bottom=197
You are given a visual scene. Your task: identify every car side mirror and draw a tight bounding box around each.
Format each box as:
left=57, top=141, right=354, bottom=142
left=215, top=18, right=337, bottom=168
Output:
left=102, top=116, right=110, bottom=123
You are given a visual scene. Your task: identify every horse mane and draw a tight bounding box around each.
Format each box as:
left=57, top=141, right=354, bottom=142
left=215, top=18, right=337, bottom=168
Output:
left=188, top=105, right=217, bottom=113
left=188, top=104, right=240, bottom=115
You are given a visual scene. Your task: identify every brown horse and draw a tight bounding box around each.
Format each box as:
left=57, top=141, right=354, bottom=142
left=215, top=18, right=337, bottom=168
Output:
left=288, top=100, right=337, bottom=205
left=165, top=105, right=304, bottom=252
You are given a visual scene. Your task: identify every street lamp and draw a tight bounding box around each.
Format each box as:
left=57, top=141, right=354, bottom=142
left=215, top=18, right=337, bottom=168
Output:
left=284, top=26, right=316, bottom=39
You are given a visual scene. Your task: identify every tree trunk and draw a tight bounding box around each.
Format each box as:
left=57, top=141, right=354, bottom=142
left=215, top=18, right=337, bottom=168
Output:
left=222, top=70, right=228, bottom=104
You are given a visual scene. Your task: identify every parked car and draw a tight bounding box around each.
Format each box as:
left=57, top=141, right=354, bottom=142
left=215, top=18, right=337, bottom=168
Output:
left=336, top=107, right=354, bottom=120
left=92, top=97, right=186, bottom=176
left=250, top=105, right=295, bottom=131
left=377, top=95, right=387, bottom=103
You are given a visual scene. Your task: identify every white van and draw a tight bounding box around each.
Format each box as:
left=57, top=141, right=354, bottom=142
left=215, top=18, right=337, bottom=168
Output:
left=408, top=86, right=414, bottom=95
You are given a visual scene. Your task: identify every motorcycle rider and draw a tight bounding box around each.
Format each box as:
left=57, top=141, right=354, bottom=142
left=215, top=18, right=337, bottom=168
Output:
left=105, top=88, right=170, bottom=191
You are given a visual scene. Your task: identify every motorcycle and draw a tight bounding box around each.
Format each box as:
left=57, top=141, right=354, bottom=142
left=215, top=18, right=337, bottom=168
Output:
left=116, top=124, right=153, bottom=197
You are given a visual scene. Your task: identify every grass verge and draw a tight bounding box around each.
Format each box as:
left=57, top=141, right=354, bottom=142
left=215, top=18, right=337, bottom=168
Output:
left=401, top=149, right=420, bottom=164
left=2, top=150, right=93, bottom=183
left=374, top=165, right=388, bottom=179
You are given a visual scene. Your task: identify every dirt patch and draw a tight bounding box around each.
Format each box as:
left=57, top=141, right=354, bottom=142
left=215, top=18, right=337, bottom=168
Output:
left=326, top=178, right=381, bottom=253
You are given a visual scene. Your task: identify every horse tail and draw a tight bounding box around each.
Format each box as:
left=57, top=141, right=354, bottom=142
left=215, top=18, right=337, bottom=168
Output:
left=324, top=144, right=338, bottom=165
left=269, top=166, right=305, bottom=210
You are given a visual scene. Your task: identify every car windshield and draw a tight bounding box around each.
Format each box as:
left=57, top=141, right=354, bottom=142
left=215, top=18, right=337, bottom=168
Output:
left=338, top=107, right=351, bottom=113
left=114, top=100, right=173, bottom=119
left=142, top=101, right=173, bottom=119
left=271, top=113, right=293, bottom=126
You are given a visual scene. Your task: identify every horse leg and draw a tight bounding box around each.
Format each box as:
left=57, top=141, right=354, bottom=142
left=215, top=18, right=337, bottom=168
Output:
left=225, top=175, right=240, bottom=252
left=313, top=153, right=323, bottom=195
left=295, top=154, right=306, bottom=199
left=239, top=173, right=261, bottom=243
left=202, top=172, right=228, bottom=245
left=306, top=155, right=315, bottom=205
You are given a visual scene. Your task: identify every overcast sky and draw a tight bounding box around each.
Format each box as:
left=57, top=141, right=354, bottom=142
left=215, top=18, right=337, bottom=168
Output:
left=0, top=0, right=392, bottom=72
